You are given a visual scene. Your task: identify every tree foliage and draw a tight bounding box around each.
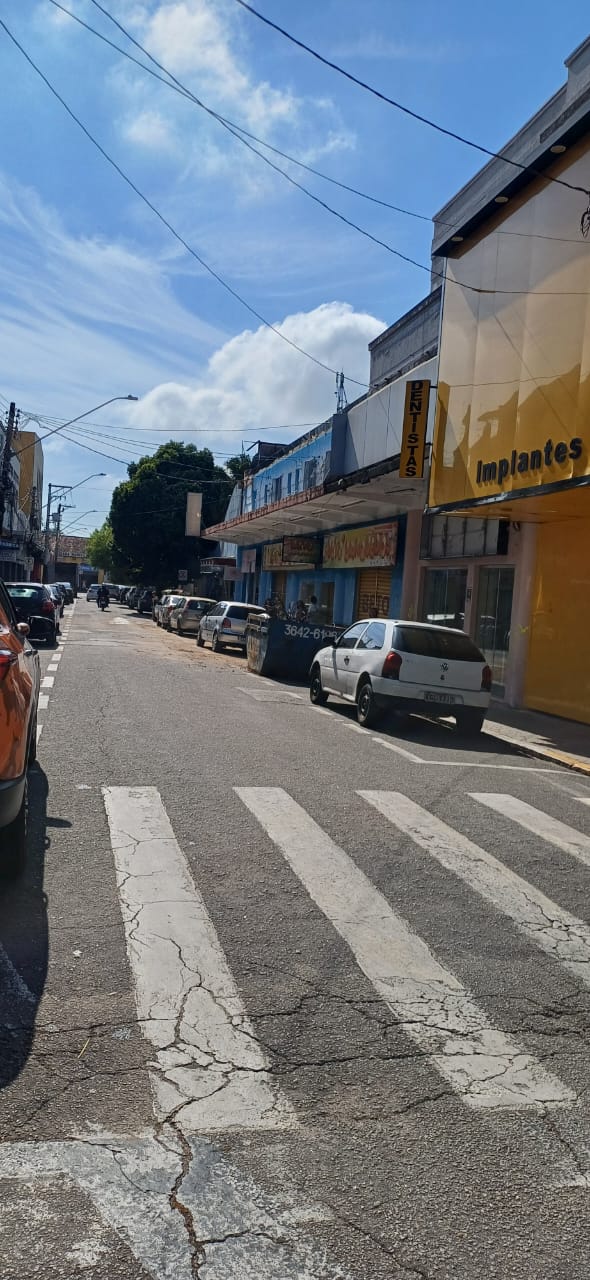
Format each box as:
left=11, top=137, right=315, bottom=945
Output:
left=107, top=442, right=232, bottom=586
left=87, top=521, right=114, bottom=574
left=224, top=453, right=250, bottom=483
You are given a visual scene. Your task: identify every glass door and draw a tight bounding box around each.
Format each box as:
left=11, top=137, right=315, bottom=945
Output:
left=475, top=567, right=514, bottom=696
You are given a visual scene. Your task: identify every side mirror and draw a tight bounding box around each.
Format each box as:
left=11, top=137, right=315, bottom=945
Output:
left=17, top=622, right=30, bottom=637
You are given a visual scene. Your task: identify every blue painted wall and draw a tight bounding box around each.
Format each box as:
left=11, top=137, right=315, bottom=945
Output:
left=243, top=425, right=333, bottom=514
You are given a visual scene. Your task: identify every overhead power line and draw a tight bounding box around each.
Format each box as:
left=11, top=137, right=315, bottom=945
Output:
left=0, top=17, right=369, bottom=389
left=34, top=7, right=590, bottom=298
left=50, top=0, right=437, bottom=227
left=232, top=0, right=590, bottom=200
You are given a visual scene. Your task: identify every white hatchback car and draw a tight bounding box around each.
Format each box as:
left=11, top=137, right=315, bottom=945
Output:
left=198, top=601, right=265, bottom=652
left=310, top=619, right=491, bottom=735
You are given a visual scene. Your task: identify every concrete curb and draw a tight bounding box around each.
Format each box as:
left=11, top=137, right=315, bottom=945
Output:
left=484, top=723, right=590, bottom=778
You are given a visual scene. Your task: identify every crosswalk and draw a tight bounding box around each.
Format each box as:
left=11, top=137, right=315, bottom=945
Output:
left=102, top=782, right=590, bottom=1125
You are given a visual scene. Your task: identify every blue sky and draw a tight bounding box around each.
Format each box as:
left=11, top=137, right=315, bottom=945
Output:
left=0, top=1, right=588, bottom=531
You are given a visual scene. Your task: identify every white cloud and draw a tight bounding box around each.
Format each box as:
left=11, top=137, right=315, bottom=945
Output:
left=123, top=107, right=175, bottom=150
left=129, top=301, right=384, bottom=456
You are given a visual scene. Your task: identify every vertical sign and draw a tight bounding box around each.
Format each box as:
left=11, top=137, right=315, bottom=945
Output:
left=400, top=380, right=430, bottom=479
left=185, top=492, right=202, bottom=537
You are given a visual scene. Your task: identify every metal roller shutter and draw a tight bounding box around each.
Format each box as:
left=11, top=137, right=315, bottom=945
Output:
left=355, top=567, right=392, bottom=620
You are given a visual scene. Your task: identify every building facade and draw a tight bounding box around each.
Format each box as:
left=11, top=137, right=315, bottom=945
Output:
left=428, top=36, right=590, bottom=723
left=0, top=425, right=44, bottom=581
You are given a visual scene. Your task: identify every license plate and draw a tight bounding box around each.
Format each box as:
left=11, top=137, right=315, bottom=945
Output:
left=424, top=691, right=456, bottom=704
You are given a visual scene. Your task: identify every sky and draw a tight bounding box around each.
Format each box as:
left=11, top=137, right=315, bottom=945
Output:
left=0, top=0, right=588, bottom=533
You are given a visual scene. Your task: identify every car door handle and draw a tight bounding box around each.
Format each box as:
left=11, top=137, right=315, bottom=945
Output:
left=343, top=656, right=350, bottom=664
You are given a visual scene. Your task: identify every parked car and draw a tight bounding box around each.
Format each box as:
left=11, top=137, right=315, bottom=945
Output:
left=170, top=596, right=215, bottom=635
left=104, top=583, right=120, bottom=601
left=56, top=581, right=75, bottom=605
left=310, top=619, right=491, bottom=735
left=126, top=587, right=140, bottom=610
left=6, top=583, right=60, bottom=645
left=137, top=588, right=154, bottom=615
left=198, top=601, right=265, bottom=652
left=48, top=584, right=65, bottom=617
left=86, top=584, right=99, bottom=601
left=0, top=579, right=40, bottom=874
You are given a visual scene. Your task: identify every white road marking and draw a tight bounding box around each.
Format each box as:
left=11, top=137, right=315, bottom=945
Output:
left=47, top=664, right=59, bottom=672
left=576, top=797, right=590, bottom=807
left=472, top=794, right=590, bottom=869
left=237, top=687, right=302, bottom=701
left=52, top=652, right=62, bottom=662
left=112, top=618, right=130, bottom=625
left=41, top=675, right=54, bottom=689
left=38, top=694, right=49, bottom=711
left=102, top=786, right=293, bottom=1132
left=311, top=707, right=332, bottom=718
left=236, top=787, right=570, bottom=1110
left=36, top=724, right=43, bottom=745
left=361, top=791, right=590, bottom=992
left=322, top=719, right=558, bottom=770
left=371, top=737, right=423, bottom=762
left=0, top=1134, right=343, bottom=1280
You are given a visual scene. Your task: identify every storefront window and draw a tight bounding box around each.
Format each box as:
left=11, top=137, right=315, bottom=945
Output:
left=421, top=568, right=467, bottom=629
left=299, top=580, right=334, bottom=624
left=475, top=567, right=514, bottom=696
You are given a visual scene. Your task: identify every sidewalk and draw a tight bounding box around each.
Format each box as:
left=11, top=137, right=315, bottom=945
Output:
left=484, top=702, right=590, bottom=776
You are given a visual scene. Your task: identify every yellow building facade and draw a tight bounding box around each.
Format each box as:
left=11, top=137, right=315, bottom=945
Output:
left=429, top=135, right=590, bottom=724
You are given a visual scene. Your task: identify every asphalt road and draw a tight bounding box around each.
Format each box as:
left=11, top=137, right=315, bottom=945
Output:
left=2, top=598, right=590, bottom=1279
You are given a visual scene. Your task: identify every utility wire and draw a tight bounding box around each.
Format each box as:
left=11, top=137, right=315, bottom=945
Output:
left=51, top=0, right=438, bottom=227
left=233, top=0, right=590, bottom=199
left=0, top=17, right=369, bottom=388
left=37, top=6, right=590, bottom=297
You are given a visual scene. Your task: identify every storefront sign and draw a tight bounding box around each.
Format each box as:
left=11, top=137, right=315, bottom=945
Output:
left=323, top=522, right=397, bottom=569
left=262, top=543, right=283, bottom=570
left=400, top=380, right=429, bottom=478
left=476, top=438, right=583, bottom=487
left=281, top=535, right=321, bottom=566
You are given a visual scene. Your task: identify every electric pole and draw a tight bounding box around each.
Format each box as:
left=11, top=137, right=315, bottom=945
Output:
left=53, top=502, right=64, bottom=575
left=44, top=482, right=55, bottom=575
left=0, top=402, right=17, bottom=537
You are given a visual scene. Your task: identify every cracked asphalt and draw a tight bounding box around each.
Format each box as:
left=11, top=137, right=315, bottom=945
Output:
left=2, top=599, right=590, bottom=1278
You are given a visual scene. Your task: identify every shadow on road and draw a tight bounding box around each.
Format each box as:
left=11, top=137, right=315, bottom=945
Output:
left=0, top=765, right=53, bottom=1089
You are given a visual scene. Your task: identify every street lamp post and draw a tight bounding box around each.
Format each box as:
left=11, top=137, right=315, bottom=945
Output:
left=42, top=395, right=137, bottom=582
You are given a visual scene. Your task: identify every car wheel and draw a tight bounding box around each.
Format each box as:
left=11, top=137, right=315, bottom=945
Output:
left=310, top=666, right=329, bottom=706
left=455, top=708, right=485, bottom=737
left=357, top=678, right=380, bottom=728
left=211, top=630, right=223, bottom=652
left=197, top=632, right=205, bottom=647
left=2, top=783, right=27, bottom=879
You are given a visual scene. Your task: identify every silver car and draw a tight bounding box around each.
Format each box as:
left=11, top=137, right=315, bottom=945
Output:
left=197, top=601, right=265, bottom=652
left=170, top=596, right=215, bottom=635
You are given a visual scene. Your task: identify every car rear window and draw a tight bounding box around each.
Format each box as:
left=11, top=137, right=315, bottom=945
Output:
left=7, top=586, right=44, bottom=599
left=227, top=605, right=261, bottom=619
left=394, top=626, right=484, bottom=662
left=188, top=600, right=208, bottom=610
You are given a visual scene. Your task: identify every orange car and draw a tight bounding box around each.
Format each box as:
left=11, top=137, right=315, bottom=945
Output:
left=0, top=578, right=40, bottom=874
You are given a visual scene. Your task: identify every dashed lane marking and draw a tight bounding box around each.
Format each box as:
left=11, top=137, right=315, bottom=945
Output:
left=102, top=786, right=294, bottom=1132
left=41, top=675, right=54, bottom=689
left=38, top=694, right=49, bottom=711
left=235, top=786, right=571, bottom=1110
left=36, top=724, right=43, bottom=745
left=361, top=791, right=590, bottom=993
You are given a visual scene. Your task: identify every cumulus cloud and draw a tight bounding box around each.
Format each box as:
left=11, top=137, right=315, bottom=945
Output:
left=128, top=301, right=384, bottom=455
left=123, top=107, right=176, bottom=150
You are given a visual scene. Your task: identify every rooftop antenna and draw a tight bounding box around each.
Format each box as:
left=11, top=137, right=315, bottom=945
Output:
left=335, top=371, right=348, bottom=413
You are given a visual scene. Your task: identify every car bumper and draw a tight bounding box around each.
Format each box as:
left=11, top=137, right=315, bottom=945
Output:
left=370, top=677, right=490, bottom=714
left=0, top=773, right=26, bottom=830
left=28, top=616, right=55, bottom=640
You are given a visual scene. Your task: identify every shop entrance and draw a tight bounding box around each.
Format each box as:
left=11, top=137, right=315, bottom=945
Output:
left=421, top=568, right=467, bottom=629
left=355, top=567, right=392, bottom=620
left=475, top=566, right=514, bottom=696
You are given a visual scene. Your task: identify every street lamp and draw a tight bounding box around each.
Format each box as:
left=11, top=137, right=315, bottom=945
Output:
left=42, top=396, right=138, bottom=580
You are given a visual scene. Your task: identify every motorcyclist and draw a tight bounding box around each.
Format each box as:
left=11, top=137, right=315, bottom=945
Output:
left=97, top=583, right=109, bottom=609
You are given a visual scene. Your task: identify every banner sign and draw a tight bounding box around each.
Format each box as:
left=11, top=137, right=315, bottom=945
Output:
left=185, top=492, right=202, bottom=537
left=400, top=379, right=429, bottom=479
left=323, top=522, right=397, bottom=569
left=281, top=535, right=321, bottom=567
left=262, top=543, right=283, bottom=570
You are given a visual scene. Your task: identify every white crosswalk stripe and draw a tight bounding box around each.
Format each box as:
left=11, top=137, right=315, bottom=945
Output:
left=102, top=786, right=293, bottom=1133
left=471, top=794, right=590, bottom=868
left=235, top=786, right=572, bottom=1110
left=360, top=791, right=590, bottom=991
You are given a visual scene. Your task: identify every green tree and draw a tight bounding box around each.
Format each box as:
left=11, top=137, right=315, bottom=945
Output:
left=108, top=442, right=233, bottom=587
left=87, top=521, right=114, bottom=574
left=225, top=453, right=250, bottom=483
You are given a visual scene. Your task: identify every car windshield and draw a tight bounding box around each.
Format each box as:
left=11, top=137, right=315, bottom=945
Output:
left=7, top=586, right=43, bottom=599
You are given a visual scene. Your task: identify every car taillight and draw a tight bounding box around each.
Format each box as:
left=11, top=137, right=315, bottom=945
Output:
left=481, top=664, right=492, bottom=692
left=222, top=619, right=231, bottom=629
left=41, top=599, right=54, bottom=615
left=382, top=650, right=402, bottom=679
left=0, top=650, right=16, bottom=680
